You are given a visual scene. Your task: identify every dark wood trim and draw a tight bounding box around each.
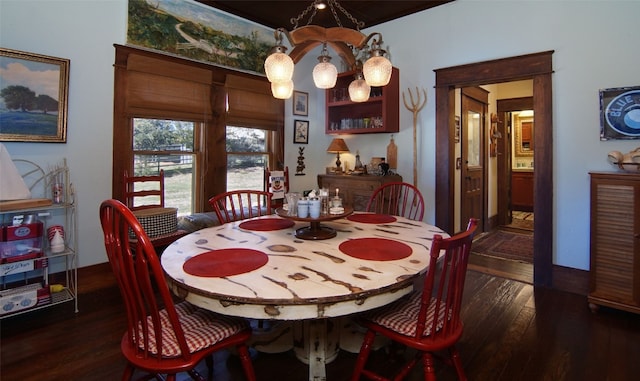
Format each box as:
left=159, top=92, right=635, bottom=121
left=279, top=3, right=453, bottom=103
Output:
left=434, top=51, right=554, bottom=287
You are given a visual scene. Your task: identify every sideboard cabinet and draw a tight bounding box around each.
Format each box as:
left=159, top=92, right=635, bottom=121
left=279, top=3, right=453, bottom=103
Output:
left=588, top=172, right=640, bottom=314
left=318, top=174, right=402, bottom=211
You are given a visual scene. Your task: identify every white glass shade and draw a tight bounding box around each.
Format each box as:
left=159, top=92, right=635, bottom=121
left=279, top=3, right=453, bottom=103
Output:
left=363, top=55, right=392, bottom=87
left=271, top=79, right=294, bottom=99
left=264, top=52, right=294, bottom=83
left=348, top=78, right=370, bottom=102
left=313, top=61, right=338, bottom=89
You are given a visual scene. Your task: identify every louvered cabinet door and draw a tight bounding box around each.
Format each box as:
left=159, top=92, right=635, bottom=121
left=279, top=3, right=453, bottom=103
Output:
left=588, top=172, right=640, bottom=314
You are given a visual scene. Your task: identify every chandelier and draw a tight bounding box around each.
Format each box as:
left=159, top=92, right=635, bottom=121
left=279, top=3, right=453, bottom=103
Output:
left=264, top=0, right=393, bottom=100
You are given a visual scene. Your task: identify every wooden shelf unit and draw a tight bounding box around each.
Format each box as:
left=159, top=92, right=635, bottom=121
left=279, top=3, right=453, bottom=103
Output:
left=325, top=67, right=399, bottom=134
left=588, top=172, right=640, bottom=314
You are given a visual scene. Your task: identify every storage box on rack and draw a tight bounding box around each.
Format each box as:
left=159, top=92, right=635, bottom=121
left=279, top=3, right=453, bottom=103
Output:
left=0, top=282, right=51, bottom=316
left=0, top=221, right=43, bottom=263
left=131, top=207, right=178, bottom=238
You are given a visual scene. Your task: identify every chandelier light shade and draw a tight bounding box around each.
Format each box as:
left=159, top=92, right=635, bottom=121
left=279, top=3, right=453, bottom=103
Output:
left=348, top=62, right=370, bottom=102
left=362, top=43, right=392, bottom=87
left=313, top=44, right=338, bottom=89
left=326, top=138, right=350, bottom=169
left=264, top=47, right=294, bottom=83
left=264, top=0, right=392, bottom=95
left=271, top=79, right=294, bottom=99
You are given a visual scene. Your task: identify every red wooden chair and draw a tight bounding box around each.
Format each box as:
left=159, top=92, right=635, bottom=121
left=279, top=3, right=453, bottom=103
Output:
left=99, top=199, right=256, bottom=381
left=123, top=170, right=188, bottom=252
left=350, top=219, right=479, bottom=381
left=366, top=182, right=425, bottom=221
left=208, top=190, right=273, bottom=224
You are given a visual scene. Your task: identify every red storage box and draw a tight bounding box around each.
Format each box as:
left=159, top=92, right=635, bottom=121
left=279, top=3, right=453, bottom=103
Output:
left=0, top=222, right=43, bottom=263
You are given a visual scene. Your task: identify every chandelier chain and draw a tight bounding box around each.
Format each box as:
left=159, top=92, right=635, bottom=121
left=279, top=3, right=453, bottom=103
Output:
left=290, top=0, right=364, bottom=30
left=291, top=1, right=318, bottom=29
left=331, top=0, right=365, bottom=30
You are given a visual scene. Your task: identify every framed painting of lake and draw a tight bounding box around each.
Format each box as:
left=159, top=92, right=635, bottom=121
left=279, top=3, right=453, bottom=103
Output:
left=0, top=48, right=70, bottom=143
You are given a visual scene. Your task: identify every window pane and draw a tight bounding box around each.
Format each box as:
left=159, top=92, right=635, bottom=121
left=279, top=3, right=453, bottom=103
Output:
left=226, top=126, right=268, bottom=192
left=133, top=118, right=195, bottom=216
left=226, top=126, right=266, bottom=153
left=227, top=154, right=267, bottom=191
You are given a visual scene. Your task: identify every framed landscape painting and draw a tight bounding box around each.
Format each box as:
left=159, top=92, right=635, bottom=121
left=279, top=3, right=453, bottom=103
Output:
left=0, top=48, right=70, bottom=143
left=126, top=0, right=273, bottom=76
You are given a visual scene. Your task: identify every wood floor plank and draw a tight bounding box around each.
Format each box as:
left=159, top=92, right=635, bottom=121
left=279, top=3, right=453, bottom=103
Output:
left=2, top=265, right=639, bottom=381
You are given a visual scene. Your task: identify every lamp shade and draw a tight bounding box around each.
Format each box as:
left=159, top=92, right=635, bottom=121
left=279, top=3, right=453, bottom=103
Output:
left=313, top=59, right=338, bottom=89
left=326, top=138, right=350, bottom=153
left=271, top=79, right=294, bottom=99
left=264, top=50, right=294, bottom=83
left=348, top=77, right=370, bottom=102
left=363, top=55, right=392, bottom=87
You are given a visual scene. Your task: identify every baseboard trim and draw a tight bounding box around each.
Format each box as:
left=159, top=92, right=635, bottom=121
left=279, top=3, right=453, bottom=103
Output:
left=552, top=264, right=589, bottom=296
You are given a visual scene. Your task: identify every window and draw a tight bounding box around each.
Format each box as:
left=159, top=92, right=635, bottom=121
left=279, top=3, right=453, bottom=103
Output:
left=132, top=118, right=198, bottom=215
left=226, top=126, right=269, bottom=192
left=113, top=45, right=283, bottom=213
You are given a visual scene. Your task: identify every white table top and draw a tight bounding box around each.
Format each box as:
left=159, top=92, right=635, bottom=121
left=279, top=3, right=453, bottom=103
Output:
left=161, top=213, right=448, bottom=320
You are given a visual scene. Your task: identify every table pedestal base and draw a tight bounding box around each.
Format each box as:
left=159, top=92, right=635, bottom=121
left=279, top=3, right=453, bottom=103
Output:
left=295, top=221, right=337, bottom=240
left=293, top=319, right=340, bottom=381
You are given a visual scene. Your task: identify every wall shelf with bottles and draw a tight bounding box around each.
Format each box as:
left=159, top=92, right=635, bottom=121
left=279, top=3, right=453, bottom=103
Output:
left=325, top=67, right=399, bottom=134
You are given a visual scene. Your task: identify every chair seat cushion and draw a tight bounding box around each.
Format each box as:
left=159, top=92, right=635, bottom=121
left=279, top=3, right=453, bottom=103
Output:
left=365, top=292, right=447, bottom=337
left=143, top=301, right=249, bottom=357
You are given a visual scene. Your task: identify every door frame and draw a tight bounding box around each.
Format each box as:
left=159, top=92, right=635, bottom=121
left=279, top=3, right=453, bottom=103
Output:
left=434, top=51, right=553, bottom=287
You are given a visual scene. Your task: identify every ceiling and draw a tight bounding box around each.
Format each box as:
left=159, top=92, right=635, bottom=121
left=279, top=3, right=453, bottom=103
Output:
left=196, top=1, right=454, bottom=30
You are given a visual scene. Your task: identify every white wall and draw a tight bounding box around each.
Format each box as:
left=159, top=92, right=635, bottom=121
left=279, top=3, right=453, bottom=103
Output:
left=2, top=0, right=639, bottom=271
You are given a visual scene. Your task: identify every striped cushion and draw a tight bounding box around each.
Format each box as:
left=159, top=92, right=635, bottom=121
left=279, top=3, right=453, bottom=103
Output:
left=140, top=301, right=249, bottom=357
left=366, top=292, right=448, bottom=337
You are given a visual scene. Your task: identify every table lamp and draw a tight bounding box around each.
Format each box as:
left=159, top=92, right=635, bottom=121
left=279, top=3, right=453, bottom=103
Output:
left=326, top=138, right=350, bottom=171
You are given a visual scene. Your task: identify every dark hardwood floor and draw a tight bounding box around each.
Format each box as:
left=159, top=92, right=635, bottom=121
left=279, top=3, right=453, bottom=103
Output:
left=2, top=261, right=639, bottom=381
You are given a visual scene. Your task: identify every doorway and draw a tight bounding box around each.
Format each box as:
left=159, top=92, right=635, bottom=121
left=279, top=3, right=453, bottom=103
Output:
left=434, top=51, right=554, bottom=287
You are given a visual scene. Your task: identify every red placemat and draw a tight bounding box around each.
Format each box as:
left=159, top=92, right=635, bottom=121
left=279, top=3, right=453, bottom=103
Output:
left=238, top=218, right=295, bottom=231
left=347, top=214, right=397, bottom=224
left=339, top=238, right=412, bottom=261
left=183, top=249, right=268, bottom=277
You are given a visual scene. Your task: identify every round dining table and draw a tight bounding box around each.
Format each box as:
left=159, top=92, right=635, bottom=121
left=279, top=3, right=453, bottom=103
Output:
left=161, top=211, right=448, bottom=381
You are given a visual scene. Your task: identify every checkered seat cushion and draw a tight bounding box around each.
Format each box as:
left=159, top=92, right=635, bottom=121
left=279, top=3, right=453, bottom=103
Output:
left=140, top=301, right=250, bottom=357
left=365, top=291, right=449, bottom=337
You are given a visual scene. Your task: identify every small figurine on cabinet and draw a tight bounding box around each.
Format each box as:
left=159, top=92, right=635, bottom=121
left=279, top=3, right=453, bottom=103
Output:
left=296, top=147, right=306, bottom=176
left=607, top=147, right=640, bottom=172
left=378, top=157, right=390, bottom=176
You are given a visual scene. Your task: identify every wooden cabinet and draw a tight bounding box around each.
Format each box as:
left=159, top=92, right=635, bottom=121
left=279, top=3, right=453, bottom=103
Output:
left=511, top=171, right=534, bottom=212
left=325, top=67, right=399, bottom=134
left=588, top=172, right=640, bottom=314
left=318, top=173, right=402, bottom=211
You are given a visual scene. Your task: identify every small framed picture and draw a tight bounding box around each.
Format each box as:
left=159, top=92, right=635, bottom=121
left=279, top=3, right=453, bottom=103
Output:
left=293, top=90, right=308, bottom=116
left=294, top=120, right=309, bottom=144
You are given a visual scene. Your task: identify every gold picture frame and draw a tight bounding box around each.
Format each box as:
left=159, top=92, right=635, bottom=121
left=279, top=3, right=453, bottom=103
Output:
left=0, top=48, right=70, bottom=143
left=514, top=112, right=534, bottom=157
